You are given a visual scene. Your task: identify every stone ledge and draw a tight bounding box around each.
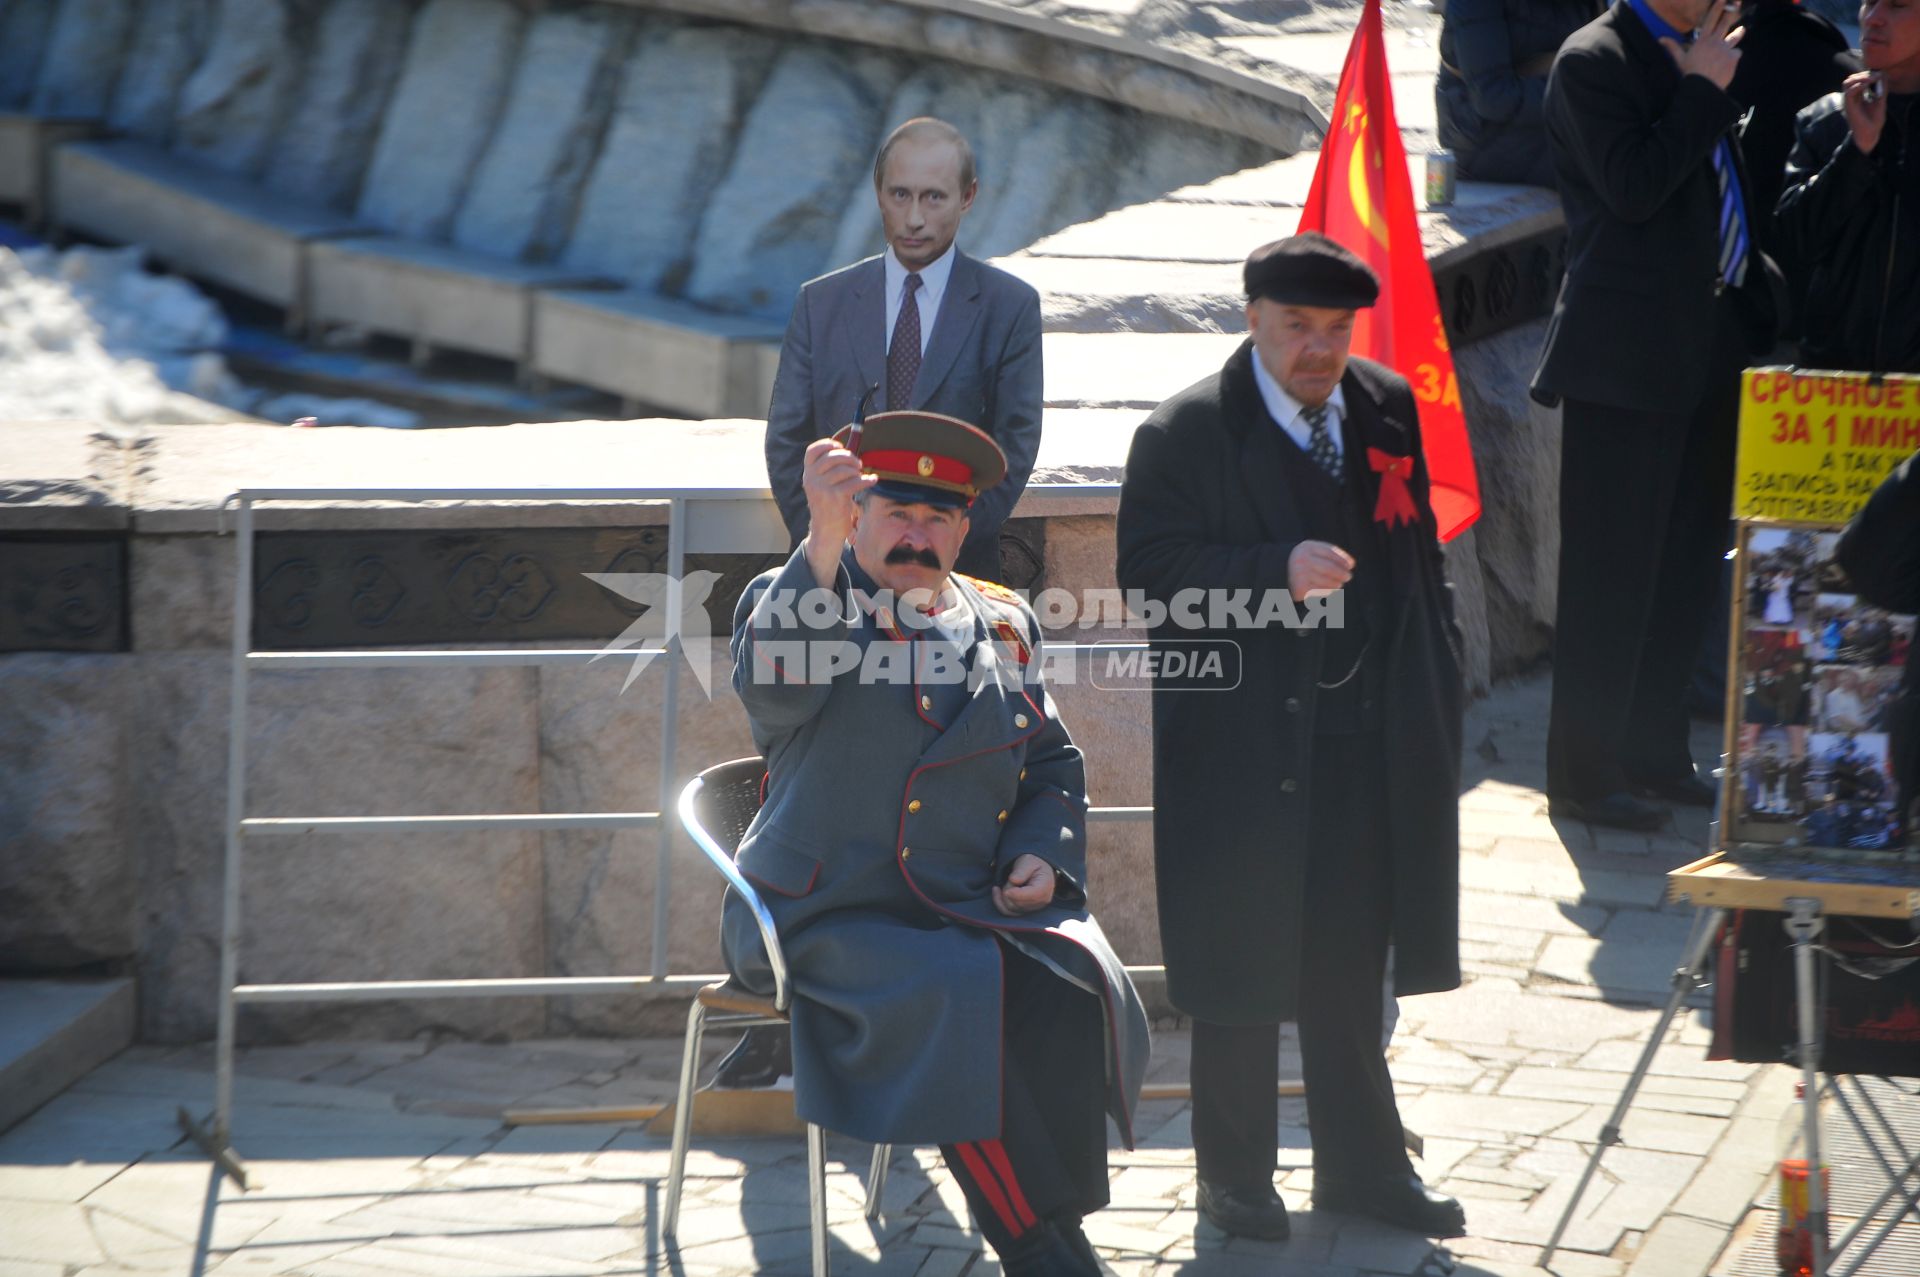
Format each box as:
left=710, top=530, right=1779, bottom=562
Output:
left=0, top=420, right=1131, bottom=535
left=616, top=0, right=1329, bottom=152
left=0, top=426, right=135, bottom=531
left=0, top=978, right=135, bottom=1133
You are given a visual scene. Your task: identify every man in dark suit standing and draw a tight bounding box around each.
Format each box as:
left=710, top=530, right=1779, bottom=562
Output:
left=1118, top=235, right=1467, bottom=1242
left=765, top=117, right=1043, bottom=583
left=1533, top=0, right=1782, bottom=830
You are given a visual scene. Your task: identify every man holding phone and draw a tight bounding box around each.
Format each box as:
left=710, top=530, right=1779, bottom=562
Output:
left=1774, top=0, right=1920, bottom=376
left=1531, top=0, right=1784, bottom=830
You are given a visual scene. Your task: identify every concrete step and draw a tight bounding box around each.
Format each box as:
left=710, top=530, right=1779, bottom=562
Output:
left=0, top=977, right=135, bottom=1133
left=1042, top=330, right=1243, bottom=409
left=1004, top=254, right=1246, bottom=334
left=50, top=138, right=370, bottom=310
left=531, top=287, right=784, bottom=419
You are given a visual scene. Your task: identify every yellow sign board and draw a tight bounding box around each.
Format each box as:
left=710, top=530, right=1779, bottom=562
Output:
left=1735, top=367, right=1920, bottom=524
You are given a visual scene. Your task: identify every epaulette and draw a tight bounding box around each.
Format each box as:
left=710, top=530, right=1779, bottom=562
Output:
left=955, top=572, right=1026, bottom=611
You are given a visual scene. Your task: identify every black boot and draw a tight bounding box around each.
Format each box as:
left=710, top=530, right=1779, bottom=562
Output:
left=1054, top=1214, right=1109, bottom=1275
left=998, top=1221, right=1100, bottom=1276
left=710, top=1024, right=792, bottom=1089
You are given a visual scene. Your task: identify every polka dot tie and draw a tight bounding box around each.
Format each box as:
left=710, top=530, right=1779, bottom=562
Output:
left=886, top=273, right=923, bottom=411
left=1302, top=403, right=1342, bottom=480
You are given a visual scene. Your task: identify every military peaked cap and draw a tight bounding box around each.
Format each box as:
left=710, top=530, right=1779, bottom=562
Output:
left=833, top=410, right=1008, bottom=509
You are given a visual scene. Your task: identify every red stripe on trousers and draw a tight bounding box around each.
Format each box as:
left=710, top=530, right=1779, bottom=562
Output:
left=954, top=1142, right=1026, bottom=1237
left=979, top=1139, right=1039, bottom=1230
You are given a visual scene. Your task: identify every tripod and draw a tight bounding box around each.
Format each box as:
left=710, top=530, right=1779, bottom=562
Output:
left=1544, top=896, right=1920, bottom=1276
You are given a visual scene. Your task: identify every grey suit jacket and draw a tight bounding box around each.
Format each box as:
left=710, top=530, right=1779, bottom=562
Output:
left=764, top=250, right=1044, bottom=572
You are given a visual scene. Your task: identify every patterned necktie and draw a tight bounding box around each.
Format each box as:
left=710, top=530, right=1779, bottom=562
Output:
left=887, top=273, right=923, bottom=411
left=1710, top=140, right=1749, bottom=290
left=1301, top=403, right=1342, bottom=480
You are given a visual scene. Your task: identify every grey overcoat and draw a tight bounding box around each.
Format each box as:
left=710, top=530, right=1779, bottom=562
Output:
left=722, top=547, right=1150, bottom=1147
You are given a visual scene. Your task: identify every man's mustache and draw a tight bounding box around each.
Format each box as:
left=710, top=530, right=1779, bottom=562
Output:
left=885, top=544, right=943, bottom=569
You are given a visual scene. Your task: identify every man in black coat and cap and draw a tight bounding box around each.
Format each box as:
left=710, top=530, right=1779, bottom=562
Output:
left=1117, top=233, right=1467, bottom=1242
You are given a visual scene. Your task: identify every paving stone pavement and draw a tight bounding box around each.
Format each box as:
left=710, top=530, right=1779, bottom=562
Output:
left=5, top=671, right=1859, bottom=1277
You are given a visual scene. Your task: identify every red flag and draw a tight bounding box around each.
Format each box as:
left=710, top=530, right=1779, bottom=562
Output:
left=1297, top=0, right=1480, bottom=541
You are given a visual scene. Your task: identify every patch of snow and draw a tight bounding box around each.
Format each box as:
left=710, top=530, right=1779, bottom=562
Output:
left=0, top=243, right=420, bottom=428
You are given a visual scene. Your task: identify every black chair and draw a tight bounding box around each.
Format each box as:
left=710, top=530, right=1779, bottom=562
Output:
left=664, top=757, right=891, bottom=1277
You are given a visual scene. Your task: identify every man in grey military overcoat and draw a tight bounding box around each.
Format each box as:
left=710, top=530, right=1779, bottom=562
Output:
left=726, top=411, right=1148, bottom=1277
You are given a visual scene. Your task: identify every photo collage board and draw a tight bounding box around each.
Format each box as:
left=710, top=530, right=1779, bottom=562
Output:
left=1731, top=522, right=1916, bottom=856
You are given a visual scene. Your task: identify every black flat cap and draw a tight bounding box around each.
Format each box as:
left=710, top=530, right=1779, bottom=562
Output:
left=1244, top=231, right=1380, bottom=308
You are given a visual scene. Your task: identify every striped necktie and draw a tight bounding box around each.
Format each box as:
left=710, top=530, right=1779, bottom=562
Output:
left=1710, top=140, right=1749, bottom=290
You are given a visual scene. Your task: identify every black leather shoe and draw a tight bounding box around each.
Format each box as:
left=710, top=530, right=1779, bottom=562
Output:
left=1548, top=790, right=1666, bottom=831
left=1197, top=1178, right=1290, bottom=1240
left=999, top=1221, right=1100, bottom=1276
left=1629, top=772, right=1716, bottom=807
left=710, top=1024, right=792, bottom=1089
left=1312, top=1172, right=1466, bottom=1237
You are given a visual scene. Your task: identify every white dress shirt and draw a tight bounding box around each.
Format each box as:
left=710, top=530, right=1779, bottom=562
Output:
left=1251, top=349, right=1347, bottom=466
left=883, top=243, right=955, bottom=358
left=918, top=587, right=975, bottom=649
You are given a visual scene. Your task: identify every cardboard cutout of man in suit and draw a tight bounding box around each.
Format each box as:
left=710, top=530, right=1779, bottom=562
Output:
left=1532, top=0, right=1784, bottom=831
left=1117, top=234, right=1468, bottom=1243
left=765, top=118, right=1043, bottom=583
left=730, top=412, right=1149, bottom=1277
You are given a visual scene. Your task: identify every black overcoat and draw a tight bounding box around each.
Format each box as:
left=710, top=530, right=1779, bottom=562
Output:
left=1115, top=348, right=1465, bottom=1025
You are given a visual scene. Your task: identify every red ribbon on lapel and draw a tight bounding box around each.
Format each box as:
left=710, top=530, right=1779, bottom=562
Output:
left=1368, top=447, right=1418, bottom=529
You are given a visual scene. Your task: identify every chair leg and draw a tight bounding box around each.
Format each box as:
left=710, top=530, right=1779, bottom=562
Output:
left=807, top=1122, right=830, bottom=1277
left=663, top=998, right=708, bottom=1238
left=864, top=1143, right=891, bottom=1222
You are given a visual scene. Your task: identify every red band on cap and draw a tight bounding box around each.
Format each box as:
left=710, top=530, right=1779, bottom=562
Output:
left=861, top=449, right=974, bottom=488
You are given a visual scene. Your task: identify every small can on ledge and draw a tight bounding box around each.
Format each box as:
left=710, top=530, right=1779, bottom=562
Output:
left=1425, top=150, right=1456, bottom=207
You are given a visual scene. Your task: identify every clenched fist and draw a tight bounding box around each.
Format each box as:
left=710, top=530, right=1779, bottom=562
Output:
left=993, top=853, right=1057, bottom=916
left=801, top=438, right=876, bottom=585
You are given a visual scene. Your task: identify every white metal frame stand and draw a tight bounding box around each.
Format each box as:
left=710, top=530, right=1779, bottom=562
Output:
left=178, top=485, right=773, bottom=1184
